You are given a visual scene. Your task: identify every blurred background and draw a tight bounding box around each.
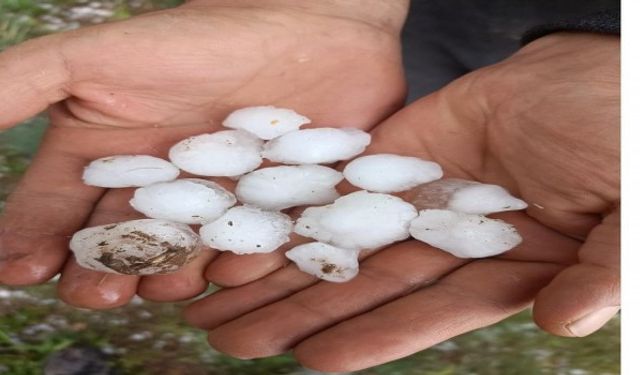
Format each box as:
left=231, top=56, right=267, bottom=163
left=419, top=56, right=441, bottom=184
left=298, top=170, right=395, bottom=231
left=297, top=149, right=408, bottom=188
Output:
left=0, top=1, right=620, bottom=374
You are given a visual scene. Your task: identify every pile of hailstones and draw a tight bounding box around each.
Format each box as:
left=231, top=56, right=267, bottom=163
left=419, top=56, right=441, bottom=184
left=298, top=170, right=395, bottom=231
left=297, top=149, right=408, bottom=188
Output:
left=71, top=106, right=527, bottom=282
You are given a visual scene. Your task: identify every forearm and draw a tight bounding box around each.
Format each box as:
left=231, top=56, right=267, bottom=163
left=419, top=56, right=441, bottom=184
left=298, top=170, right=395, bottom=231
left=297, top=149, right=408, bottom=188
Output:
left=184, top=0, right=410, bottom=34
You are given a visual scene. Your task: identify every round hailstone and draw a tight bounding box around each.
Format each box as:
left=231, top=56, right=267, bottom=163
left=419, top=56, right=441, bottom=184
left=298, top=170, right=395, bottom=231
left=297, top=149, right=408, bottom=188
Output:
left=236, top=165, right=343, bottom=211
left=222, top=106, right=311, bottom=140
left=69, top=219, right=202, bottom=275
left=262, top=128, right=371, bottom=164
left=200, top=205, right=293, bottom=254
left=82, top=155, right=179, bottom=188
left=130, top=178, right=236, bottom=224
left=343, top=154, right=443, bottom=193
left=295, top=190, right=418, bottom=250
left=169, top=130, right=263, bottom=176
left=406, top=178, right=528, bottom=215
left=409, top=209, right=522, bottom=258
left=285, top=242, right=359, bottom=283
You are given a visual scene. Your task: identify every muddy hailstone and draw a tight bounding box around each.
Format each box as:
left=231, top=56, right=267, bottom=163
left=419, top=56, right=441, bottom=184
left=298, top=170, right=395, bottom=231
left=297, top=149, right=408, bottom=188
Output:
left=82, top=155, right=179, bottom=188
left=262, top=128, right=371, bottom=164
left=236, top=165, right=343, bottom=211
left=295, top=190, right=418, bottom=250
left=409, top=209, right=522, bottom=258
left=343, top=154, right=443, bottom=193
left=406, top=178, right=528, bottom=215
left=69, top=219, right=202, bottom=275
left=222, top=105, right=311, bottom=140
left=129, top=179, right=236, bottom=225
left=169, top=130, right=263, bottom=176
left=200, top=205, right=293, bottom=254
left=286, top=242, right=359, bottom=283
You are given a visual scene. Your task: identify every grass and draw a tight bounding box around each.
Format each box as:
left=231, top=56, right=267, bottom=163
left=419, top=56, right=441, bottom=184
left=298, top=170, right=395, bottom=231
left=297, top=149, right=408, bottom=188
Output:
left=0, top=1, right=621, bottom=374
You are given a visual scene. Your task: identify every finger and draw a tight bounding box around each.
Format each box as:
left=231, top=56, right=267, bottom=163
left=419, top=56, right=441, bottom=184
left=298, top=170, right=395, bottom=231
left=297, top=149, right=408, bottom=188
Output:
left=57, top=188, right=141, bottom=309
left=0, top=33, right=71, bottom=128
left=0, top=136, right=102, bottom=285
left=293, top=260, right=564, bottom=372
left=533, top=208, right=620, bottom=337
left=138, top=247, right=218, bottom=302
left=205, top=241, right=466, bottom=358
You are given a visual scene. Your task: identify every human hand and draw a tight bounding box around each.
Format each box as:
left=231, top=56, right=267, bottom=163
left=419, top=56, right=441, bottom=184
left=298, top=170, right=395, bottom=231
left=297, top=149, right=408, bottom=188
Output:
left=0, top=0, right=409, bottom=308
left=184, top=33, right=620, bottom=371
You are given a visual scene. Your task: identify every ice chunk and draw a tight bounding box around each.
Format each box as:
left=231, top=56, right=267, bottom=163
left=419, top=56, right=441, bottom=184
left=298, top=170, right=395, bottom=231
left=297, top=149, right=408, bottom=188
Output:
left=69, top=219, right=202, bottom=275
left=130, top=178, right=236, bottom=224
left=406, top=178, right=527, bottom=215
left=236, top=165, right=343, bottom=211
left=262, top=128, right=371, bottom=164
left=200, top=205, right=293, bottom=254
left=295, top=191, right=418, bottom=250
left=343, top=154, right=443, bottom=193
left=222, top=106, right=310, bottom=140
left=169, top=130, right=263, bottom=176
left=82, top=155, right=179, bottom=188
left=285, top=242, right=359, bottom=282
left=409, top=209, right=522, bottom=258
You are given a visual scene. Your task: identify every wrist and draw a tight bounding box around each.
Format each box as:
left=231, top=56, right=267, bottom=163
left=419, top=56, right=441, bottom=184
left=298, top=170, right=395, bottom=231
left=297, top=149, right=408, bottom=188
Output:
left=183, top=0, right=410, bottom=34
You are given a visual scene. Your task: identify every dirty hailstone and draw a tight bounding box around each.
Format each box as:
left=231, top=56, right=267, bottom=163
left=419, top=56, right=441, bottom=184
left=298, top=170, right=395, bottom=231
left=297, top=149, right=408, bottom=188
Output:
left=286, top=242, right=359, bottom=282
left=235, top=165, right=343, bottom=211
left=222, top=105, right=311, bottom=140
left=69, top=219, right=202, bottom=275
left=295, top=190, right=418, bottom=250
left=262, top=128, right=371, bottom=164
left=82, top=155, right=180, bottom=188
left=169, top=130, right=263, bottom=176
left=405, top=178, right=527, bottom=215
left=129, top=179, right=236, bottom=224
left=343, top=153, right=443, bottom=193
left=200, top=205, right=293, bottom=254
left=409, top=209, right=522, bottom=258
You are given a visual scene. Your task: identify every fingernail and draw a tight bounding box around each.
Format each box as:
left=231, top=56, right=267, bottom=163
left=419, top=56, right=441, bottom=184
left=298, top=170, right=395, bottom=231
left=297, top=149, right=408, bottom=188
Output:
left=566, top=306, right=620, bottom=337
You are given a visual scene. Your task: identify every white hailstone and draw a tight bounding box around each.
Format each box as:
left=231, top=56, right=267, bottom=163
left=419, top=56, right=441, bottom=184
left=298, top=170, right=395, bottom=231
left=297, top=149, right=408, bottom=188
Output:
left=262, top=128, right=371, bottom=164
left=406, top=178, right=528, bottom=215
left=222, top=106, right=311, bottom=140
left=409, top=209, right=522, bottom=258
left=295, top=191, right=418, bottom=250
left=82, top=155, right=179, bottom=188
left=200, top=205, right=293, bottom=254
left=236, top=165, right=343, bottom=211
left=285, top=242, right=359, bottom=283
left=129, top=179, right=236, bottom=224
left=69, top=219, right=202, bottom=275
left=343, top=154, right=443, bottom=193
left=169, top=130, right=263, bottom=176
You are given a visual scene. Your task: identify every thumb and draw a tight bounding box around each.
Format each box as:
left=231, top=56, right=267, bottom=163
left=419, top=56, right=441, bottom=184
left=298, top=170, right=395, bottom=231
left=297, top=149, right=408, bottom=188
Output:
left=533, top=207, right=620, bottom=337
left=0, top=33, right=72, bottom=128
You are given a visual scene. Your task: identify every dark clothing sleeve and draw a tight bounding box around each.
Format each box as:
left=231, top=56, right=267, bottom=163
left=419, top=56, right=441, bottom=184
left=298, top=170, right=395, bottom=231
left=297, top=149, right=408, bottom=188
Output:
left=521, top=9, right=620, bottom=45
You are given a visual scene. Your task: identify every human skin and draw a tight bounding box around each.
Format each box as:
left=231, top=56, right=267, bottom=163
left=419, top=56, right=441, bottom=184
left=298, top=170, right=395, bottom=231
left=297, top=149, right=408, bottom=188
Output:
left=184, top=33, right=620, bottom=371
left=0, top=0, right=409, bottom=308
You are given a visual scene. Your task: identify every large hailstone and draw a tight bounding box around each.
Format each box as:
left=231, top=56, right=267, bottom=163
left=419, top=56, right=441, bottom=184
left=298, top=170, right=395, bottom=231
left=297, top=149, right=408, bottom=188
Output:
left=169, top=130, right=263, bottom=176
left=343, top=154, right=443, bottom=193
left=222, top=106, right=310, bottom=140
left=82, top=155, right=179, bottom=188
left=406, top=178, right=528, bottom=215
left=409, top=209, right=522, bottom=258
left=69, top=219, right=202, bottom=275
left=285, top=242, right=359, bottom=283
left=236, top=165, right=343, bottom=211
left=200, top=205, right=293, bottom=254
left=295, top=191, right=418, bottom=250
left=262, top=128, right=371, bottom=164
left=129, top=179, right=236, bottom=224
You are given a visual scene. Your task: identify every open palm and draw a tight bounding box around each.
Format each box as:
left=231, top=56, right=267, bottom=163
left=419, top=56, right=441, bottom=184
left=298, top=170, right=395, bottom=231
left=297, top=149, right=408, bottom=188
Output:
left=184, top=33, right=620, bottom=372
left=0, top=1, right=407, bottom=308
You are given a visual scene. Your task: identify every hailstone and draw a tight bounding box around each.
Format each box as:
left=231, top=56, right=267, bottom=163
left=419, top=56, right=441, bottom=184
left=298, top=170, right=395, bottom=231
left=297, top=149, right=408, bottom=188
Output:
left=82, top=155, right=179, bottom=188
left=285, top=242, right=359, bottom=283
left=222, top=106, right=310, bottom=140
